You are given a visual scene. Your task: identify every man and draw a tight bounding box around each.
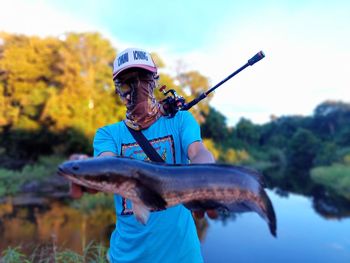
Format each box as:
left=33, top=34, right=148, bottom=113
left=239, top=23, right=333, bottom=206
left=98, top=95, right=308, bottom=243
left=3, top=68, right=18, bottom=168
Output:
left=72, top=48, right=215, bottom=263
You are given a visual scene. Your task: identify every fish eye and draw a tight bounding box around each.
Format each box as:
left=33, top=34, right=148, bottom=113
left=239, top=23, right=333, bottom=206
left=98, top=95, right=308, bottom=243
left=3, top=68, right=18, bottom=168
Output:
left=72, top=165, right=79, bottom=170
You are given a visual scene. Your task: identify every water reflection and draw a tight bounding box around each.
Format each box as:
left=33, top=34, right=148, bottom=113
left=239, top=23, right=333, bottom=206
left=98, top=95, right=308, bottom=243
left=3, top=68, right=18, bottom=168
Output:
left=263, top=166, right=350, bottom=219
left=0, top=201, right=115, bottom=255
left=0, top=199, right=210, bottom=255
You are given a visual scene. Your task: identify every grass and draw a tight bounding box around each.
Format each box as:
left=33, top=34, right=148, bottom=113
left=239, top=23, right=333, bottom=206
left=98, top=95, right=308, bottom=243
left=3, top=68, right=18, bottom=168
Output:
left=0, top=241, right=108, bottom=263
left=311, top=163, right=350, bottom=200
left=0, top=247, right=31, bottom=263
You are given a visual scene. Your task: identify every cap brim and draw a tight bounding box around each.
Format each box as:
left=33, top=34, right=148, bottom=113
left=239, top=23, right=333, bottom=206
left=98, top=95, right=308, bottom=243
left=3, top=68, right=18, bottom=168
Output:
left=113, top=65, right=157, bottom=80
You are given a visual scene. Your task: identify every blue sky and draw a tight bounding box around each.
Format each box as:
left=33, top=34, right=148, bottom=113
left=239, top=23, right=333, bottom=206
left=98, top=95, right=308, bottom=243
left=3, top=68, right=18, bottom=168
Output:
left=1, top=0, right=349, bottom=125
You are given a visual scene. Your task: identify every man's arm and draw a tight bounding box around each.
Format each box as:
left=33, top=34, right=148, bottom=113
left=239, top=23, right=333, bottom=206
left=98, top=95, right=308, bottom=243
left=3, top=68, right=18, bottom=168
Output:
left=188, top=141, right=215, bottom=164
left=98, top=151, right=117, bottom=157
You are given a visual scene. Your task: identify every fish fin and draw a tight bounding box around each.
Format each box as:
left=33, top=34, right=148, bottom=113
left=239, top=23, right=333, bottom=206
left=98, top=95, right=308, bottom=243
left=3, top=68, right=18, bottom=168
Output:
left=135, top=182, right=167, bottom=211
left=233, top=165, right=266, bottom=187
left=132, top=202, right=150, bottom=225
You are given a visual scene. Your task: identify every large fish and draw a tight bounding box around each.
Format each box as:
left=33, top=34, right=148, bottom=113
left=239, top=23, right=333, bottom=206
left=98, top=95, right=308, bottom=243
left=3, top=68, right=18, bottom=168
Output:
left=57, top=156, right=277, bottom=237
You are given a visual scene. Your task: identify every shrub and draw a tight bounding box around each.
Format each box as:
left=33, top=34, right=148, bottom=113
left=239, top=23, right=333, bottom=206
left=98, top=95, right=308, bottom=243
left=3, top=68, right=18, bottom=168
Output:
left=311, top=164, right=350, bottom=200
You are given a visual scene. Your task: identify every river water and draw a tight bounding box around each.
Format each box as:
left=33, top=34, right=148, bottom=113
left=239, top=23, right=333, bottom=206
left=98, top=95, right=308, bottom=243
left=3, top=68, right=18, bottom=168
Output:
left=201, top=190, right=350, bottom=263
left=1, top=190, right=350, bottom=263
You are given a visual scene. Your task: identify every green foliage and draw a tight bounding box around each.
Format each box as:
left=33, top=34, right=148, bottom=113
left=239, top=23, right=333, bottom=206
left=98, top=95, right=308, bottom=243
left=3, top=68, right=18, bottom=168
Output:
left=313, top=142, right=338, bottom=166
left=344, top=154, right=350, bottom=165
left=311, top=164, right=350, bottom=200
left=0, top=128, right=92, bottom=162
left=53, top=242, right=107, bottom=263
left=1, top=246, right=31, bottom=263
left=336, top=127, right=350, bottom=145
left=26, top=155, right=65, bottom=178
left=0, top=169, right=22, bottom=196
left=312, top=100, right=350, bottom=141
left=336, top=147, right=350, bottom=163
left=201, top=100, right=350, bottom=199
left=265, top=148, right=287, bottom=167
left=232, top=118, right=260, bottom=147
left=54, top=250, right=84, bottom=263
left=259, top=115, right=310, bottom=149
left=287, top=128, right=319, bottom=171
left=84, top=242, right=108, bottom=263
left=201, top=106, right=229, bottom=142
left=0, top=155, right=64, bottom=197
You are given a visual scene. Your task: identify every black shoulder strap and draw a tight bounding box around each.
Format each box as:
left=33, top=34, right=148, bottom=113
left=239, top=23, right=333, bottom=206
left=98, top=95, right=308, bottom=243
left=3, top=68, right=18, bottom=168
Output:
left=125, top=123, right=165, bottom=163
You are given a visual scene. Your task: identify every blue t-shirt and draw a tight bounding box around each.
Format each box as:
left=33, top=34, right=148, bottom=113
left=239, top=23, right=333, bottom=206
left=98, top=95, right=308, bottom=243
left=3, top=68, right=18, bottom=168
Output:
left=93, top=111, right=203, bottom=263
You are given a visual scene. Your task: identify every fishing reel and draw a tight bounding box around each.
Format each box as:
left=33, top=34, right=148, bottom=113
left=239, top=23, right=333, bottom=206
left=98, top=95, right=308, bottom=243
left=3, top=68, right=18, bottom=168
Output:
left=159, top=85, right=186, bottom=117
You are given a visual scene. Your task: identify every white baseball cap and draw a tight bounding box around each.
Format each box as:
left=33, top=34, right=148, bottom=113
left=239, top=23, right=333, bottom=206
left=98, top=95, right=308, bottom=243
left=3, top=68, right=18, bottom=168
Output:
left=113, top=48, right=157, bottom=80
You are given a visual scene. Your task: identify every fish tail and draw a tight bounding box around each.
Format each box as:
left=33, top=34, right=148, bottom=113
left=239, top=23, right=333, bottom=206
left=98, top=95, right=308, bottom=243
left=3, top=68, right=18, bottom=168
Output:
left=260, top=189, right=277, bottom=237
left=219, top=189, right=277, bottom=237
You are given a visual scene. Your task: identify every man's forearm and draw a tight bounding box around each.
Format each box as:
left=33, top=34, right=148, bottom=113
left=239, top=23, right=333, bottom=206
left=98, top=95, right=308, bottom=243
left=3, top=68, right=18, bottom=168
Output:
left=190, top=148, right=215, bottom=164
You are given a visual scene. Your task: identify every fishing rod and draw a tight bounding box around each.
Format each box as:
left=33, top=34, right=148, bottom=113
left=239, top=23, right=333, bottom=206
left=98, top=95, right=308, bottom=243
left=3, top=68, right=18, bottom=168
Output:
left=160, top=51, right=265, bottom=117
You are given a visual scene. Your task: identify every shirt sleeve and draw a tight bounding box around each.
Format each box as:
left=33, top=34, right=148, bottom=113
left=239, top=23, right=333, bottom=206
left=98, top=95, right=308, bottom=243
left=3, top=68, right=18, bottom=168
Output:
left=179, top=111, right=202, bottom=157
left=93, top=126, right=118, bottom=157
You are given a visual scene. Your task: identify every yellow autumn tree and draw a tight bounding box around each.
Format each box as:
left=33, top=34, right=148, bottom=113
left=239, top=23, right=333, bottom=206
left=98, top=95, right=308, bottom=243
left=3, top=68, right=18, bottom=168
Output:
left=0, top=31, right=213, bottom=158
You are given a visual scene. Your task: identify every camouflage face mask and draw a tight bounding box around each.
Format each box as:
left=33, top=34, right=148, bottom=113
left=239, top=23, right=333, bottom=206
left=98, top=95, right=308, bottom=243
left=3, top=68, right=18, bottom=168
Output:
left=115, top=70, right=161, bottom=130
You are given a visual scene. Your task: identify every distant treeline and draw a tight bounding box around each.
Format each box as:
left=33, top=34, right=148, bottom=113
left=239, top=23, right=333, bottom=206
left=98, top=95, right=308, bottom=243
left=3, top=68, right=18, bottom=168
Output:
left=202, top=101, right=350, bottom=169
left=201, top=101, right=350, bottom=205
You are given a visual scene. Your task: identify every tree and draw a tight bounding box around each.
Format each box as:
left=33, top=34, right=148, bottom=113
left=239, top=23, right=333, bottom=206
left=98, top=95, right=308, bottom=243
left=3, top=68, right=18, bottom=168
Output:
left=313, top=142, right=338, bottom=166
left=0, top=33, right=59, bottom=131
left=201, top=106, right=229, bottom=142
left=287, top=128, right=320, bottom=171
left=40, top=32, right=122, bottom=137
left=234, top=117, right=260, bottom=146
left=174, top=67, right=211, bottom=123
left=312, top=100, right=350, bottom=140
left=0, top=32, right=213, bottom=160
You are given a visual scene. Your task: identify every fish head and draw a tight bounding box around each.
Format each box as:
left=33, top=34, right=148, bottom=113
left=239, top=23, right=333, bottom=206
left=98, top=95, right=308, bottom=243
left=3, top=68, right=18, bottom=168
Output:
left=57, top=156, right=143, bottom=194
left=57, top=156, right=135, bottom=180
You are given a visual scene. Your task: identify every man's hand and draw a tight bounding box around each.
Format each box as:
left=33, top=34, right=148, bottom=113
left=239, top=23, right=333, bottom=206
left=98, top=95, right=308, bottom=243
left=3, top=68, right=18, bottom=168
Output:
left=68, top=154, right=98, bottom=198
left=193, top=209, right=218, bottom=220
